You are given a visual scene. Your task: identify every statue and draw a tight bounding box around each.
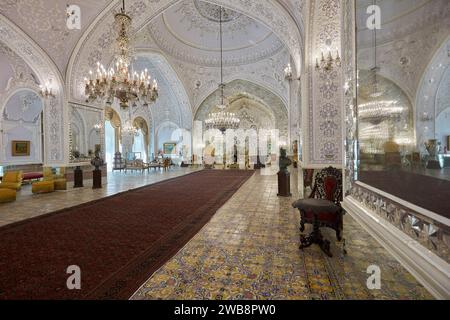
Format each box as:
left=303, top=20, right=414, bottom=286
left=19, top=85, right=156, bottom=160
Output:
left=90, top=145, right=104, bottom=189
left=90, top=145, right=104, bottom=170
left=277, top=147, right=292, bottom=197
left=279, top=148, right=292, bottom=173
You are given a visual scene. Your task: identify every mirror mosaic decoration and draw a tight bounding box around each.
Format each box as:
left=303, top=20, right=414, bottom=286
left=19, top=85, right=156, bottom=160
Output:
left=343, top=0, right=450, bottom=263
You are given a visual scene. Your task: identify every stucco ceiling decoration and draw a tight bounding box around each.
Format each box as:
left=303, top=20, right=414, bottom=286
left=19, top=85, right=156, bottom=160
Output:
left=357, top=0, right=450, bottom=98
left=147, top=0, right=284, bottom=67
left=194, top=0, right=241, bottom=22
left=0, top=0, right=114, bottom=74
left=67, top=0, right=304, bottom=102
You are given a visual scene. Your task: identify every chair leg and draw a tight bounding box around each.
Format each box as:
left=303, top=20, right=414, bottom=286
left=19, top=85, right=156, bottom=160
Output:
left=336, top=229, right=342, bottom=242
left=300, top=220, right=305, bottom=232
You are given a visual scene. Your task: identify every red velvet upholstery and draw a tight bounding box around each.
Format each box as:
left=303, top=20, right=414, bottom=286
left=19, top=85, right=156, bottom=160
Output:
left=299, top=167, right=344, bottom=240
left=323, top=176, right=337, bottom=201
left=23, top=172, right=44, bottom=181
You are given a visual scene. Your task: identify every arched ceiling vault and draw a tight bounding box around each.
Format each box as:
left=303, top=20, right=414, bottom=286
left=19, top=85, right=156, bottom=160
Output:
left=67, top=0, right=304, bottom=102
left=195, top=79, right=288, bottom=138
left=133, top=52, right=193, bottom=130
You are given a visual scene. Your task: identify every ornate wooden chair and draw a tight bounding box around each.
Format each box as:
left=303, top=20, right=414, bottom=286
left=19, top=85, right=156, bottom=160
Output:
left=292, top=167, right=344, bottom=257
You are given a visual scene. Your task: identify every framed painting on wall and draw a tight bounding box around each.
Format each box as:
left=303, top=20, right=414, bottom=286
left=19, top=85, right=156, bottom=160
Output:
left=163, top=143, right=176, bottom=155
left=12, top=141, right=30, bottom=157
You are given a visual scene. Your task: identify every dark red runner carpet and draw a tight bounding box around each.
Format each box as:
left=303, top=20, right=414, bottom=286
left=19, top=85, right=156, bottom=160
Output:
left=0, top=170, right=254, bottom=300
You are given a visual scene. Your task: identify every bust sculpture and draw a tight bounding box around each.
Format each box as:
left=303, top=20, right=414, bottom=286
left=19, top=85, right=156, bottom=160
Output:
left=279, top=148, right=292, bottom=173
left=90, top=147, right=104, bottom=170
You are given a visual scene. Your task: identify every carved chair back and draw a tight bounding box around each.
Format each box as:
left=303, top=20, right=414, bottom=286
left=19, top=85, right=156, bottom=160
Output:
left=310, top=167, right=343, bottom=206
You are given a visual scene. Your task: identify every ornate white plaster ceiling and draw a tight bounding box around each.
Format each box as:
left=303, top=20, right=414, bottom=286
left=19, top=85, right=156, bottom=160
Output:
left=0, top=0, right=114, bottom=74
left=133, top=55, right=193, bottom=129
left=146, top=0, right=285, bottom=67
left=357, top=0, right=449, bottom=48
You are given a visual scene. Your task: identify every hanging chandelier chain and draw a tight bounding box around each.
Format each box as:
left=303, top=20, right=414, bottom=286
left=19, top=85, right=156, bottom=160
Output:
left=219, top=6, right=224, bottom=105
left=204, top=5, right=240, bottom=133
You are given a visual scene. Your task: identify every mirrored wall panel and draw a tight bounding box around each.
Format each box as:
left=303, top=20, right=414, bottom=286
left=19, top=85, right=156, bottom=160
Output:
left=356, top=0, right=450, bottom=217
left=69, top=104, right=104, bottom=163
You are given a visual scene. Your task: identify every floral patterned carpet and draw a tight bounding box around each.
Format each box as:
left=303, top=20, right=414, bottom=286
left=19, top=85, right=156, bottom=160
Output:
left=133, top=171, right=433, bottom=300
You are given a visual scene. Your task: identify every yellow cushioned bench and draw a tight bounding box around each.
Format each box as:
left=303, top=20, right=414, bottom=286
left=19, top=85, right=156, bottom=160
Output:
left=0, top=171, right=23, bottom=191
left=32, top=180, right=55, bottom=194
left=42, top=167, right=67, bottom=191
left=0, top=189, right=16, bottom=203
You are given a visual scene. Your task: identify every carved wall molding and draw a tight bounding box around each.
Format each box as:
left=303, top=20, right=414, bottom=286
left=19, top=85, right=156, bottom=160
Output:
left=304, top=0, right=343, bottom=166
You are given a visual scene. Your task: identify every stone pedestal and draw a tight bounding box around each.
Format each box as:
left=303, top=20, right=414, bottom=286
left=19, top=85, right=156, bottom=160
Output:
left=92, top=169, right=102, bottom=189
left=74, top=166, right=84, bottom=188
left=277, top=170, right=292, bottom=197
left=254, top=156, right=266, bottom=170
left=427, top=159, right=442, bottom=169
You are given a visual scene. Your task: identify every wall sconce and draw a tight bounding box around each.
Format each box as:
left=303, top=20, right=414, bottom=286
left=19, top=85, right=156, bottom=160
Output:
left=94, top=122, right=103, bottom=133
left=39, top=80, right=56, bottom=99
left=315, top=49, right=341, bottom=72
left=420, top=112, right=434, bottom=122
left=284, top=63, right=293, bottom=80
left=284, top=63, right=300, bottom=81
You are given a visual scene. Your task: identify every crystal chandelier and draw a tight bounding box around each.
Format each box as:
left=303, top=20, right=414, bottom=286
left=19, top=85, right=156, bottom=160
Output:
left=84, top=0, right=158, bottom=110
left=122, top=118, right=138, bottom=137
left=204, top=6, right=239, bottom=134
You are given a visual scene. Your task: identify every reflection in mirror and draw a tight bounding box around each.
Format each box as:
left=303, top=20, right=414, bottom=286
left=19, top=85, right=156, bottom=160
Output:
left=69, top=104, right=103, bottom=163
left=356, top=0, right=450, bottom=217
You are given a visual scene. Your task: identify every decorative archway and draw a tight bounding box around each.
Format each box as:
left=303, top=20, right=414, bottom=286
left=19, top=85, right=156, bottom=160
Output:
left=0, top=88, right=44, bottom=165
left=0, top=14, right=67, bottom=165
left=194, top=79, right=288, bottom=141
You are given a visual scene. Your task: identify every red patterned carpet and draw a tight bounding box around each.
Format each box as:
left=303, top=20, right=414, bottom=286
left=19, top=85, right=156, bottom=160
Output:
left=0, top=170, right=254, bottom=300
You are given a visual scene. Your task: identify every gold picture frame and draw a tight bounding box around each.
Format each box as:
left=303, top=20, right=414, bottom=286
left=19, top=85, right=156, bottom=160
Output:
left=163, top=143, right=176, bottom=155
left=12, top=141, right=30, bottom=157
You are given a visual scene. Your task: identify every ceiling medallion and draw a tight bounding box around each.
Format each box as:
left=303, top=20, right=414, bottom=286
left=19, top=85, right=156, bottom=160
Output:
left=194, top=0, right=241, bottom=22
left=84, top=0, right=159, bottom=110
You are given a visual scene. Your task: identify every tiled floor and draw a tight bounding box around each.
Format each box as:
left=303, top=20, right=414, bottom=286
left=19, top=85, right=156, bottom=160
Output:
left=132, top=169, right=433, bottom=300
left=0, top=167, right=433, bottom=299
left=0, top=167, right=200, bottom=227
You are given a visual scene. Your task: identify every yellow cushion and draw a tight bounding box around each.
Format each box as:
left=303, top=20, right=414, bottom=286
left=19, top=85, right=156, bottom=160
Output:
left=32, top=181, right=55, bottom=194
left=0, top=188, right=16, bottom=203
left=53, top=179, right=67, bottom=191
left=3, top=171, right=22, bottom=183
left=43, top=167, right=54, bottom=181
left=0, top=182, right=22, bottom=191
